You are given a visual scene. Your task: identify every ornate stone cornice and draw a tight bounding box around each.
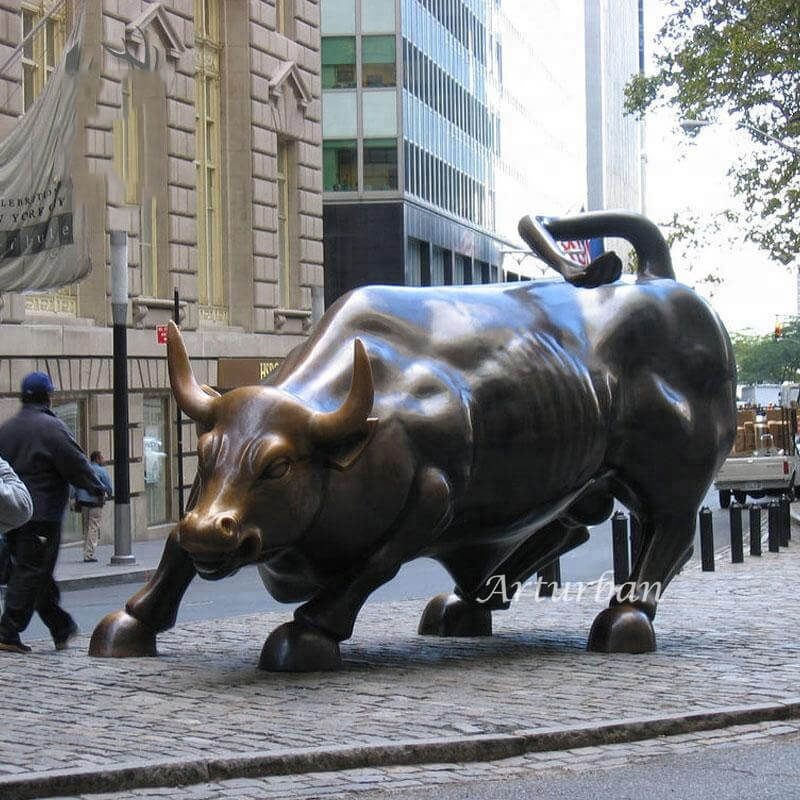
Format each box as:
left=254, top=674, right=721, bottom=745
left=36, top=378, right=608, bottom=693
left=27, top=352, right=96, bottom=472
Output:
left=268, top=61, right=312, bottom=110
left=126, top=2, right=186, bottom=61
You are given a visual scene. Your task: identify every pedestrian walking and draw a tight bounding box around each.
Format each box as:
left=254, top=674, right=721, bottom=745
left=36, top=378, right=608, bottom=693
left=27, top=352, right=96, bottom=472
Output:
left=71, top=451, right=113, bottom=562
left=0, top=455, right=33, bottom=615
left=0, top=372, right=105, bottom=654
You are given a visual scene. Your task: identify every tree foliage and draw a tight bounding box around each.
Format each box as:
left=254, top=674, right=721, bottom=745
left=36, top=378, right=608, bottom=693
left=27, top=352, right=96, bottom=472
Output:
left=733, top=317, right=800, bottom=383
left=626, top=0, right=800, bottom=265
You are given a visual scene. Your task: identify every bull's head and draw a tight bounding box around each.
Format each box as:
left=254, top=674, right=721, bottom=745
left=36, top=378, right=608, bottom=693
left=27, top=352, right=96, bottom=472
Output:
left=167, top=321, right=377, bottom=579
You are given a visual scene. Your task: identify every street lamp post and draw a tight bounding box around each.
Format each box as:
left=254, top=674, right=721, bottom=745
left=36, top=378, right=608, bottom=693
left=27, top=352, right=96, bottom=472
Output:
left=680, top=118, right=800, bottom=157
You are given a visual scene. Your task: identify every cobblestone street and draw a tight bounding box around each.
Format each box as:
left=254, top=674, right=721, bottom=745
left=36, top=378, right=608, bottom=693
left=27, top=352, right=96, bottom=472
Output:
left=2, top=536, right=799, bottom=798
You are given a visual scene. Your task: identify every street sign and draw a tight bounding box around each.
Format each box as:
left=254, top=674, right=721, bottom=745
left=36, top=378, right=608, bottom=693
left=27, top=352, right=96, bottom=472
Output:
left=156, top=325, right=168, bottom=344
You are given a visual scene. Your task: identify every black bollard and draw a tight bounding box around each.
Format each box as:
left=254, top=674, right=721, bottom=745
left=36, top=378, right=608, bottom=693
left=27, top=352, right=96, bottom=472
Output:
left=611, top=511, right=630, bottom=585
left=749, top=504, right=762, bottom=556
left=767, top=500, right=780, bottom=553
left=630, top=514, right=643, bottom=567
left=699, top=506, right=714, bottom=571
left=779, top=495, right=790, bottom=547
left=538, top=559, right=561, bottom=597
left=729, top=501, right=744, bottom=563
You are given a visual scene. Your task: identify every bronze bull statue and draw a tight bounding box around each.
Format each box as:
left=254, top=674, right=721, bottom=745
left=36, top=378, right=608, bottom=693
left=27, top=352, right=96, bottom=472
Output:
left=90, top=211, right=736, bottom=671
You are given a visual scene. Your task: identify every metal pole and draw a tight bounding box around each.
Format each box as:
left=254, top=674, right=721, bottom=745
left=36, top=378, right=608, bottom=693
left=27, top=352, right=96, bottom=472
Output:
left=729, top=502, right=744, bottom=563
left=699, top=506, right=714, bottom=571
left=110, top=231, right=135, bottom=565
left=174, top=288, right=185, bottom=520
left=779, top=494, right=790, bottom=547
left=767, top=500, right=780, bottom=553
left=630, top=514, right=643, bottom=567
left=749, top=504, right=762, bottom=556
left=611, top=510, right=630, bottom=585
left=537, top=559, right=561, bottom=597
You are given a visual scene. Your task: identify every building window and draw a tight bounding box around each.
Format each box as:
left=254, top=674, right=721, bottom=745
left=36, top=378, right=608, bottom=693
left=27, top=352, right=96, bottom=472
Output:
left=140, top=197, right=158, bottom=297
left=276, top=139, right=294, bottom=308
left=20, top=2, right=64, bottom=113
left=143, top=396, right=170, bottom=525
left=195, top=0, right=225, bottom=316
left=276, top=0, right=293, bottom=36
left=431, top=246, right=446, bottom=286
left=362, top=0, right=394, bottom=33
left=113, top=79, right=139, bottom=205
left=406, top=237, right=423, bottom=286
left=362, top=35, right=395, bottom=87
left=321, top=0, right=356, bottom=34
left=323, top=139, right=357, bottom=190
left=363, top=138, right=397, bottom=190
left=454, top=253, right=472, bottom=285
left=322, top=36, right=356, bottom=89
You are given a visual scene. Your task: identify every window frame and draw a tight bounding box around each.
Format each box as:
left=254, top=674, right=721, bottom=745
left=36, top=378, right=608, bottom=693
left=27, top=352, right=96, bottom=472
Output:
left=20, top=2, right=65, bottom=113
left=195, top=0, right=225, bottom=315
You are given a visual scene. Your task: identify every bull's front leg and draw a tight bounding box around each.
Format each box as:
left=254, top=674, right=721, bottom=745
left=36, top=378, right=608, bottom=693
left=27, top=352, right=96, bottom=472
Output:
left=259, top=466, right=452, bottom=671
left=89, top=530, right=196, bottom=657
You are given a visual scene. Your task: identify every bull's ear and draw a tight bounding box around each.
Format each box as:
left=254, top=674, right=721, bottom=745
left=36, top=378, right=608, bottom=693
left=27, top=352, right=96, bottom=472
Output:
left=323, top=417, right=378, bottom=471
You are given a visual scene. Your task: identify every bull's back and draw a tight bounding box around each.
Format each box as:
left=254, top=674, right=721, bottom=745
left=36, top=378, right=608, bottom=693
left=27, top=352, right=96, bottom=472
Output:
left=275, top=279, right=735, bottom=513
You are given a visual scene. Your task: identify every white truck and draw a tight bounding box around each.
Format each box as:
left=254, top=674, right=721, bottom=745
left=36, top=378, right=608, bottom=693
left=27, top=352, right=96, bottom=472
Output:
left=714, top=408, right=798, bottom=507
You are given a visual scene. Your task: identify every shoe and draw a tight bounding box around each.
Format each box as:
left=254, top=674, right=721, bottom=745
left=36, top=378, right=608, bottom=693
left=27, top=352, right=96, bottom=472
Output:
left=84, top=557, right=98, bottom=562
left=54, top=622, right=79, bottom=651
left=0, top=636, right=31, bottom=654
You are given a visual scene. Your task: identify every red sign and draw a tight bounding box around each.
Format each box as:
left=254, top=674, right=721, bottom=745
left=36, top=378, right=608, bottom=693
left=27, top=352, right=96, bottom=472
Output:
left=156, top=325, right=168, bottom=344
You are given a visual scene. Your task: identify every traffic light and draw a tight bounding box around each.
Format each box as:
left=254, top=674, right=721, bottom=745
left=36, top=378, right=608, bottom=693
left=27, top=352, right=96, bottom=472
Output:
left=775, top=322, right=783, bottom=340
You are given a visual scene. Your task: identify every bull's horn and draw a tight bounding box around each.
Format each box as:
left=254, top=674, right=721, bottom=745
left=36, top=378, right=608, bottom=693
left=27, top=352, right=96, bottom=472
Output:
left=310, top=338, right=374, bottom=442
left=167, top=320, right=217, bottom=425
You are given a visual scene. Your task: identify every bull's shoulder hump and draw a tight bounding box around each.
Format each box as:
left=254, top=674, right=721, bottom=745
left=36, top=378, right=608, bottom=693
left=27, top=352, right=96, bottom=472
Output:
left=326, top=281, right=572, bottom=336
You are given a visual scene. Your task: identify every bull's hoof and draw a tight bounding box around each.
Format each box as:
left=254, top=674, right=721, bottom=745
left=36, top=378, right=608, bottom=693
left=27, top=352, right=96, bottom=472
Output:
left=88, top=610, right=158, bottom=658
left=418, top=592, right=493, bottom=637
left=587, top=603, right=656, bottom=653
left=259, top=620, right=342, bottom=672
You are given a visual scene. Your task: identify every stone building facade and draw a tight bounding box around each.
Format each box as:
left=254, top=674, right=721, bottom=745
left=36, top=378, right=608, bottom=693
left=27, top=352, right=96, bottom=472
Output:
left=0, top=0, right=323, bottom=545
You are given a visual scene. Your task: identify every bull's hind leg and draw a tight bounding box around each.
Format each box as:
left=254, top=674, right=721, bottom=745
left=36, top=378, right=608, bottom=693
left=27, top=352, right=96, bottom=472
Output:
left=587, top=506, right=697, bottom=653
left=419, top=519, right=589, bottom=636
left=259, top=466, right=452, bottom=671
left=89, top=531, right=196, bottom=657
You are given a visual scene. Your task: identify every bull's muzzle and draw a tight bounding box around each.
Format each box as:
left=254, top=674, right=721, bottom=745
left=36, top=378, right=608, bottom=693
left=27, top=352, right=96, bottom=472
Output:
left=177, top=511, right=261, bottom=576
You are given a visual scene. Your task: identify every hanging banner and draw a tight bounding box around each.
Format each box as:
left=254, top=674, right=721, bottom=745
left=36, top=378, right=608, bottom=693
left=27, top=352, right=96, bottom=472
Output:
left=0, top=4, right=88, bottom=292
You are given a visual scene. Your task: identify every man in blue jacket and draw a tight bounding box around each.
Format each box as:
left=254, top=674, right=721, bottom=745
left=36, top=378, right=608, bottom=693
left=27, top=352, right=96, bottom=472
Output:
left=72, top=451, right=113, bottom=562
left=0, top=372, right=105, bottom=654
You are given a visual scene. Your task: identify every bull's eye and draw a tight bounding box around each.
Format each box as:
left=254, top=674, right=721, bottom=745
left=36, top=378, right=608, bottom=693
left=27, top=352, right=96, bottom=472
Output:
left=261, top=458, right=290, bottom=480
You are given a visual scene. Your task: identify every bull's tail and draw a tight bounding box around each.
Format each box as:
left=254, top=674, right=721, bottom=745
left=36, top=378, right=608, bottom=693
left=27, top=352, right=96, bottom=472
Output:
left=518, top=211, right=675, bottom=287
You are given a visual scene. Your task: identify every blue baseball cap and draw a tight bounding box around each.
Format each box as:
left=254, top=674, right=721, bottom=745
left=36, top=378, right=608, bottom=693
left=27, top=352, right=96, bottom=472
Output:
left=21, top=371, right=54, bottom=397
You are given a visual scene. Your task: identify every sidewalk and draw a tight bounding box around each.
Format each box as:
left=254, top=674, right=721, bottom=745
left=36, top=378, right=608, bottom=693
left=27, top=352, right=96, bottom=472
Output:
left=2, top=522, right=799, bottom=799
left=54, top=538, right=167, bottom=591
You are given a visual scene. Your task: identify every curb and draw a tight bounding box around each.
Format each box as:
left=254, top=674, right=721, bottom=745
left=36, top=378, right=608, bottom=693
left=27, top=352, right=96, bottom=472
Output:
left=2, top=698, right=799, bottom=799
left=56, top=569, right=155, bottom=592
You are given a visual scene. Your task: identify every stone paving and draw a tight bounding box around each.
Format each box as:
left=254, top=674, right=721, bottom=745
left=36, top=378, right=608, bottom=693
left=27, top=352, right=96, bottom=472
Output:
left=45, top=720, right=800, bottom=800
left=1, top=533, right=799, bottom=793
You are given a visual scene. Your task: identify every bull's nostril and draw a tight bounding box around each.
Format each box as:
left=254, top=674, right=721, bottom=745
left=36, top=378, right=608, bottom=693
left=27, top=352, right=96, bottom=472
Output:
left=215, top=514, right=238, bottom=538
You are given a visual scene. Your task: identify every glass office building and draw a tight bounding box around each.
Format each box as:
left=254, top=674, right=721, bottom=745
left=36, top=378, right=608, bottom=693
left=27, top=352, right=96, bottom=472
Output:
left=321, top=0, right=640, bottom=303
